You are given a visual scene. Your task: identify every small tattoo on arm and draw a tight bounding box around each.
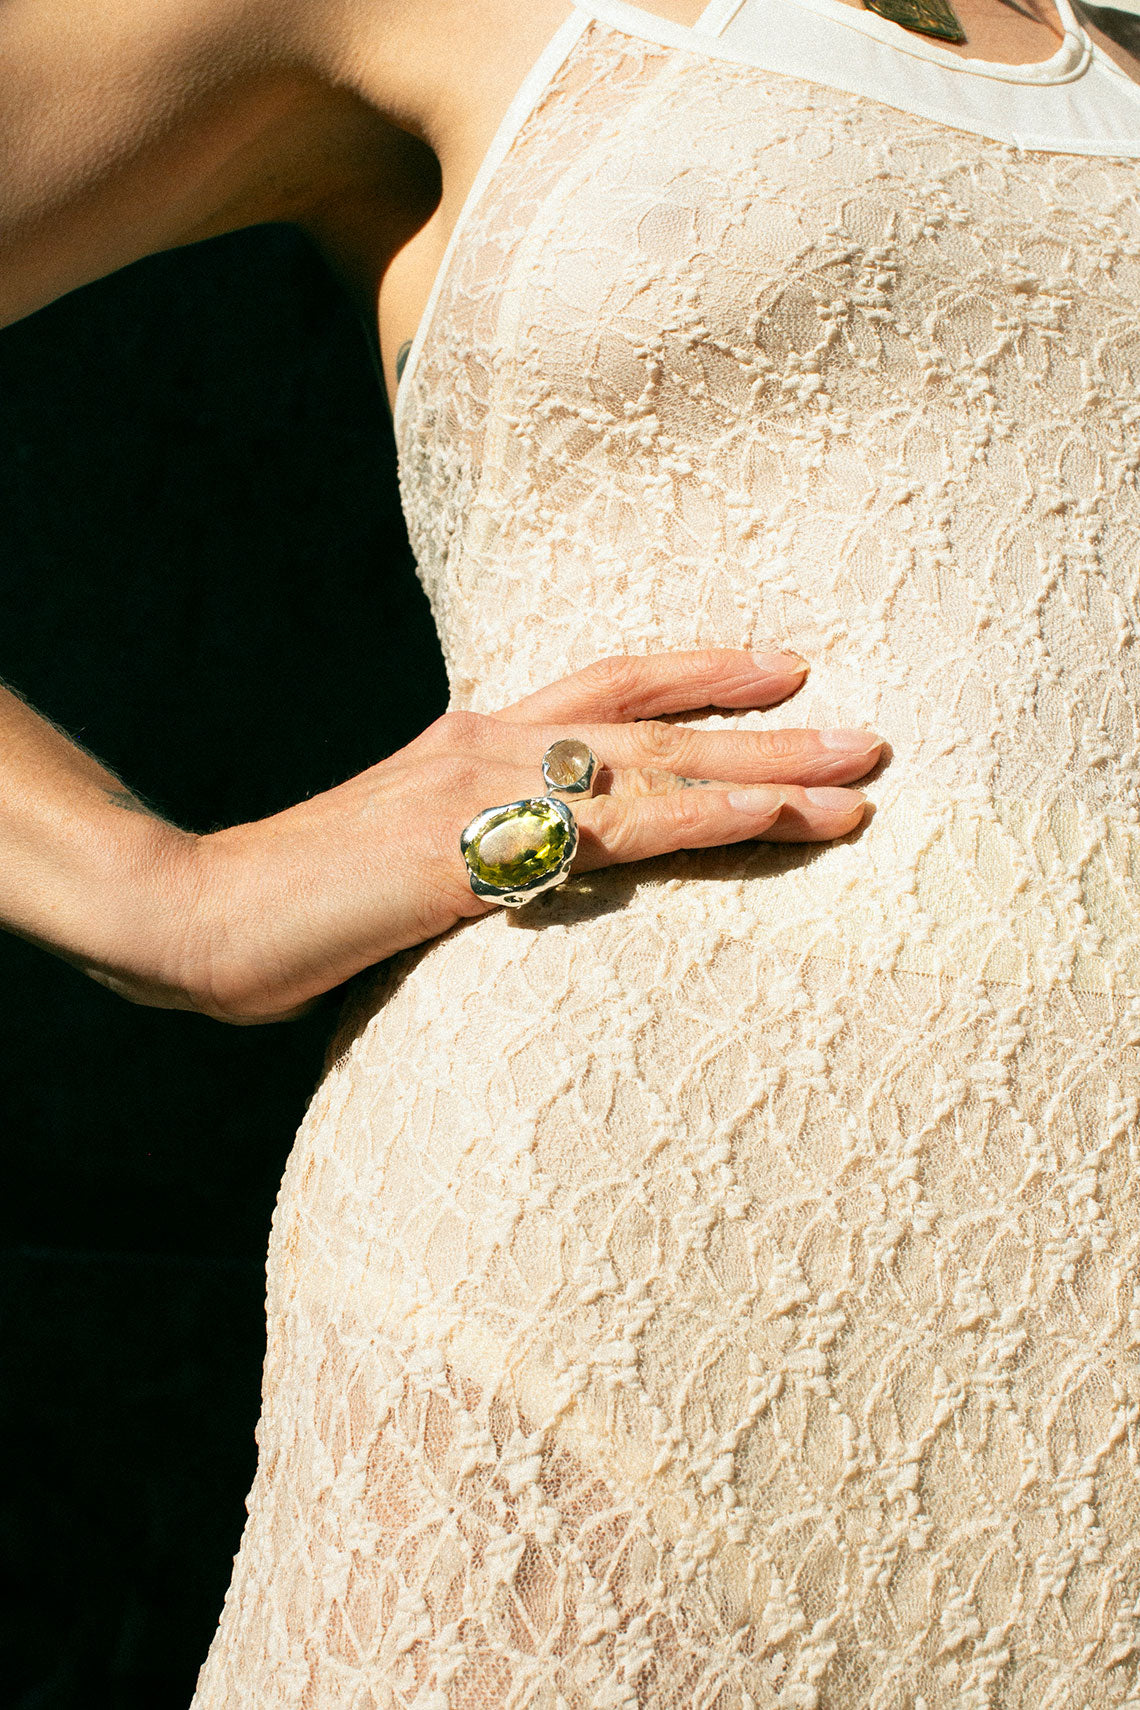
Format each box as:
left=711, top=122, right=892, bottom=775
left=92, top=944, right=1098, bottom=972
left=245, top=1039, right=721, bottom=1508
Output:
left=104, top=786, right=154, bottom=816
left=395, top=340, right=413, bottom=383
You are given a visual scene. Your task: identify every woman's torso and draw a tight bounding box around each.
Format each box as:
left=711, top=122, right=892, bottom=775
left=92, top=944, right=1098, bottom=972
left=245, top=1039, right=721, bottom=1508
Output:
left=395, top=0, right=1140, bottom=998
left=192, top=6, right=1140, bottom=1705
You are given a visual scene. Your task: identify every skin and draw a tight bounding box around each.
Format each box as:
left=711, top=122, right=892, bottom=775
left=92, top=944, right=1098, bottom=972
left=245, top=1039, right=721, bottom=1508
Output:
left=0, top=652, right=879, bottom=1022
left=0, top=0, right=1136, bottom=1023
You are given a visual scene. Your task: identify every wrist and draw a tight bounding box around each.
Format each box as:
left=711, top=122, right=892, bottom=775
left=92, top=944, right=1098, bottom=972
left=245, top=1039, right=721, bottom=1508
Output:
left=175, top=818, right=330, bottom=1024
left=71, top=813, right=320, bottom=1025
left=62, top=810, right=211, bottom=1012
left=187, top=794, right=419, bottom=1025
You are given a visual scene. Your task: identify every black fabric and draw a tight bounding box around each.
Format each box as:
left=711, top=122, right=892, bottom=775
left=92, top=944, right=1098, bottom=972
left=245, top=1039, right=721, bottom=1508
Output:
left=0, top=226, right=448, bottom=1709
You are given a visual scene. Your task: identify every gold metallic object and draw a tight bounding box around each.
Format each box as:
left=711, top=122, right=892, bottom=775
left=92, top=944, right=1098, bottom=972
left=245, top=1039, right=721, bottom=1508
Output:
left=863, top=0, right=966, bottom=44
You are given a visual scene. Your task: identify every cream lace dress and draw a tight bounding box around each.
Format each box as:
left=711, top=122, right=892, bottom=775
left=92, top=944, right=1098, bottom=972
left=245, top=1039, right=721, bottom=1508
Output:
left=191, top=1, right=1140, bottom=1703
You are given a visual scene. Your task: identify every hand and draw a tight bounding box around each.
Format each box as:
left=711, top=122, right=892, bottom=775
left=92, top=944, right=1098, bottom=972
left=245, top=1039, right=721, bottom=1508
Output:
left=185, top=649, right=880, bottom=1023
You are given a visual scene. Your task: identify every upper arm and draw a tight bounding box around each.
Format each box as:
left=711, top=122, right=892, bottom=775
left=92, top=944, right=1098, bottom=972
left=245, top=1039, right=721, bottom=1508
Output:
left=0, top=0, right=413, bottom=327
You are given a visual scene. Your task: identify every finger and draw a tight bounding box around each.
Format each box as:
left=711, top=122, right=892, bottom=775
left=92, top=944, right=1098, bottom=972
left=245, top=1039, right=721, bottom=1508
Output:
left=587, top=724, right=881, bottom=786
left=452, top=717, right=881, bottom=787
left=571, top=783, right=866, bottom=871
left=498, top=648, right=807, bottom=724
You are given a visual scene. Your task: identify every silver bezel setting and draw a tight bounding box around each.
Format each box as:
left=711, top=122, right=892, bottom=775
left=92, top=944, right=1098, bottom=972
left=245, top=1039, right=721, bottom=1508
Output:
left=460, top=794, right=579, bottom=908
left=541, top=740, right=598, bottom=798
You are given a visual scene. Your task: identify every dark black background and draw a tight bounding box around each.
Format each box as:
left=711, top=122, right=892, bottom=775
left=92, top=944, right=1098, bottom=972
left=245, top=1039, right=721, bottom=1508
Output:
left=0, top=225, right=448, bottom=1708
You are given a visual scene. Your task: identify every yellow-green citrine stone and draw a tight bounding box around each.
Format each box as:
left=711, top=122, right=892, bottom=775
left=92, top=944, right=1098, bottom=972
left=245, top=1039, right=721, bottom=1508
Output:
left=465, top=799, right=573, bottom=891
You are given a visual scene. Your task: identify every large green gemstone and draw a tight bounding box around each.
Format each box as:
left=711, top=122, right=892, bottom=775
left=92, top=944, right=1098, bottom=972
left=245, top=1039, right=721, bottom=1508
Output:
left=465, top=799, right=572, bottom=890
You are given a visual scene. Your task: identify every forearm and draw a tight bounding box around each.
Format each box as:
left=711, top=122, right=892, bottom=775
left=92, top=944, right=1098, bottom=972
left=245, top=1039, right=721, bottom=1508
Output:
left=0, top=683, right=202, bottom=1006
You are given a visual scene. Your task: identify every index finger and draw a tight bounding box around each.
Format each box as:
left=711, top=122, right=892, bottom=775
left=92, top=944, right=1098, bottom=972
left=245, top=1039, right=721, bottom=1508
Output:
left=497, top=649, right=808, bottom=725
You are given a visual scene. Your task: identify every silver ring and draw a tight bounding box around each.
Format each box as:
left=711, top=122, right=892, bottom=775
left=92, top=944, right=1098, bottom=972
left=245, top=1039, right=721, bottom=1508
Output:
left=461, top=740, right=598, bottom=908
left=541, top=737, right=598, bottom=798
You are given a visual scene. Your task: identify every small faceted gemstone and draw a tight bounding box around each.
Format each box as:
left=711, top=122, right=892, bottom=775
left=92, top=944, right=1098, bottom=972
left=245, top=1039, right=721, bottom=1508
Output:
left=543, top=738, right=594, bottom=791
left=466, top=800, right=572, bottom=890
left=863, top=0, right=965, bottom=41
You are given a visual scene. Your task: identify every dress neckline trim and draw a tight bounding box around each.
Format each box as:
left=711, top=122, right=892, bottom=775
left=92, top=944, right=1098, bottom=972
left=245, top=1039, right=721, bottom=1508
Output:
left=576, top=0, right=1092, bottom=83
left=765, top=0, right=1086, bottom=81
left=395, top=0, right=1140, bottom=430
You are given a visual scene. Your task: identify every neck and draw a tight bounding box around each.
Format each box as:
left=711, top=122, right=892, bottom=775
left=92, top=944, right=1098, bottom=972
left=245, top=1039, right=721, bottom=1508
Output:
left=830, top=0, right=1067, bottom=61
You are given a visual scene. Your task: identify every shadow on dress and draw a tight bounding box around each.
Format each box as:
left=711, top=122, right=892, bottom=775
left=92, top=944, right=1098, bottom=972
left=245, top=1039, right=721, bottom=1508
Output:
left=325, top=802, right=876, bottom=1068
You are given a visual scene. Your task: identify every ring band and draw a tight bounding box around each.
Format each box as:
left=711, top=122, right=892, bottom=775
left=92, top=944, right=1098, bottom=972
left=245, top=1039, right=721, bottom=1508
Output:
left=461, top=740, right=598, bottom=908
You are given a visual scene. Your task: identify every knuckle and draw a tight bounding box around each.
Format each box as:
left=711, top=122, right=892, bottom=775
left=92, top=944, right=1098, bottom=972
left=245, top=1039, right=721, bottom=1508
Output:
left=619, top=767, right=676, bottom=799
left=685, top=648, right=727, bottom=688
left=581, top=653, right=645, bottom=711
left=755, top=729, right=803, bottom=762
left=669, top=788, right=712, bottom=836
left=435, top=708, right=492, bottom=752
left=636, top=719, right=687, bottom=766
left=584, top=794, right=638, bottom=860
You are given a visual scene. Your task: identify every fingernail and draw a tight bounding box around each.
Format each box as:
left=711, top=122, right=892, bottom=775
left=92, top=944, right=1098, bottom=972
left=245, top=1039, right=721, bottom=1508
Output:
left=818, top=728, right=879, bottom=752
left=805, top=786, right=864, bottom=810
left=752, top=649, right=807, bottom=674
left=727, top=788, right=783, bottom=813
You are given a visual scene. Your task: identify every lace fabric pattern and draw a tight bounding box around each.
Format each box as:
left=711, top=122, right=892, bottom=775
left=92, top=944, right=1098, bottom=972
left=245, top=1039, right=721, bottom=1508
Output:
left=192, top=25, right=1140, bottom=1709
